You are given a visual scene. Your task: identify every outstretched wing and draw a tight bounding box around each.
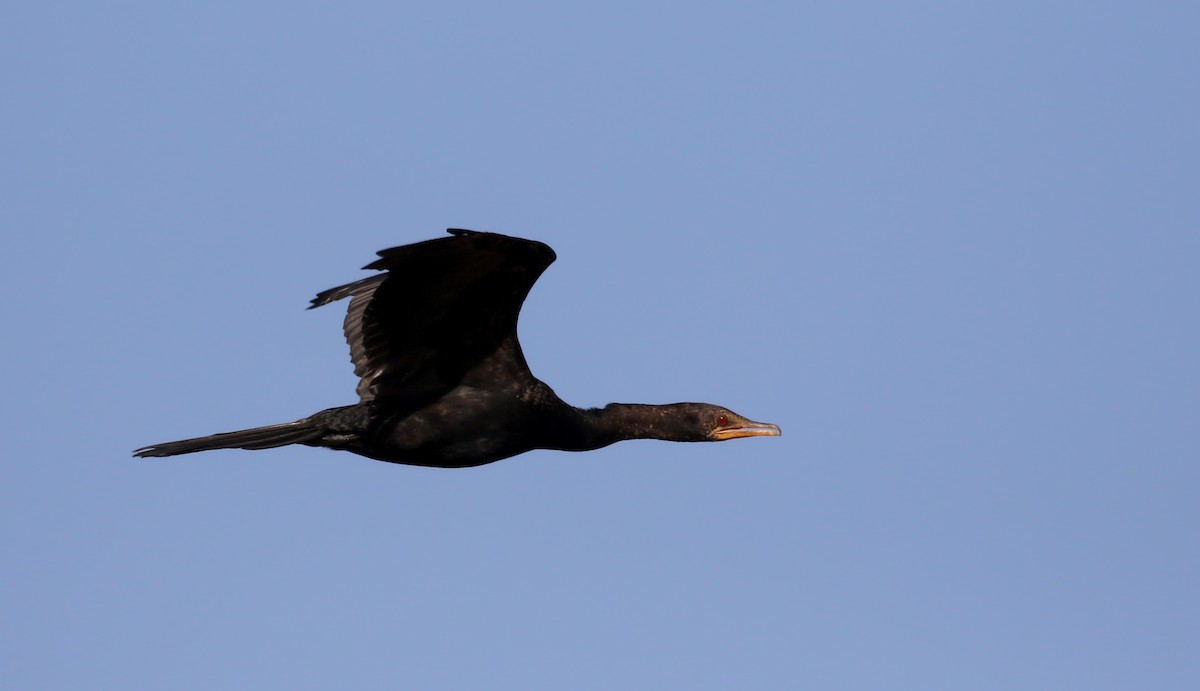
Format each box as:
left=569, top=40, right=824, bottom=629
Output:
left=309, top=229, right=556, bottom=402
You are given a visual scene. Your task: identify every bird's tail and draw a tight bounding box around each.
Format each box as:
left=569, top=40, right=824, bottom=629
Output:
left=133, top=420, right=324, bottom=458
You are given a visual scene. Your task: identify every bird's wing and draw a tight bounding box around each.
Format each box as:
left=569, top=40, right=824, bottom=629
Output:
left=309, top=229, right=557, bottom=402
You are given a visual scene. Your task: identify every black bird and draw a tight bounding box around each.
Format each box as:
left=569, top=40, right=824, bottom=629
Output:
left=134, top=229, right=780, bottom=468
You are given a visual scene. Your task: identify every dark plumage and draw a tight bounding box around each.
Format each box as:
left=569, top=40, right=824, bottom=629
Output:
left=134, top=229, right=780, bottom=468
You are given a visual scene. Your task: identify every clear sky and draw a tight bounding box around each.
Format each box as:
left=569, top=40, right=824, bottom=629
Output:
left=4, top=2, right=1198, bottom=689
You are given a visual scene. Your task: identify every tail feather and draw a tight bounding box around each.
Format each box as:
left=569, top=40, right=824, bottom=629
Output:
left=134, top=420, right=323, bottom=458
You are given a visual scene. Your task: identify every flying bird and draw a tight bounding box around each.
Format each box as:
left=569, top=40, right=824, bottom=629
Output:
left=134, top=229, right=780, bottom=467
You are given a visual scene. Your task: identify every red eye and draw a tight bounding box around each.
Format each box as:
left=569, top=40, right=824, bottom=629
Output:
left=716, top=414, right=728, bottom=426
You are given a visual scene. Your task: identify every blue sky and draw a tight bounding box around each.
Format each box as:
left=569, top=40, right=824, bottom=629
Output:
left=4, top=2, right=1198, bottom=689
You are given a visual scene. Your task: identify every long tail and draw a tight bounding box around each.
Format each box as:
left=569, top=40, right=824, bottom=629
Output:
left=133, top=420, right=324, bottom=458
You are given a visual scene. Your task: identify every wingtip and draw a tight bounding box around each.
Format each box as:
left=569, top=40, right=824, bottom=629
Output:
left=309, top=274, right=388, bottom=308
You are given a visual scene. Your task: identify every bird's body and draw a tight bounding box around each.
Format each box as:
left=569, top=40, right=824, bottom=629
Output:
left=135, top=230, right=779, bottom=467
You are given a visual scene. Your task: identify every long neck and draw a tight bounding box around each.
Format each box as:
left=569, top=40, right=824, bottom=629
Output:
left=549, top=403, right=697, bottom=451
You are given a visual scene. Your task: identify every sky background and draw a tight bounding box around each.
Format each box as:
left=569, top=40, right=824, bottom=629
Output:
left=4, top=2, right=1198, bottom=689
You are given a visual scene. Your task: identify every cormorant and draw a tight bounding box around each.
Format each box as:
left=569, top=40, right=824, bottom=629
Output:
left=134, top=229, right=780, bottom=467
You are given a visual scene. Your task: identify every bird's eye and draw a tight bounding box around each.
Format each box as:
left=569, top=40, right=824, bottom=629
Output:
left=716, top=414, right=728, bottom=426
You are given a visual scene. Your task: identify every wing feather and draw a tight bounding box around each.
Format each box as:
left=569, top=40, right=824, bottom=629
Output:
left=308, top=229, right=556, bottom=402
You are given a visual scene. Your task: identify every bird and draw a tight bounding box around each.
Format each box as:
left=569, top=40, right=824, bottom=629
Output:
left=134, top=229, right=780, bottom=468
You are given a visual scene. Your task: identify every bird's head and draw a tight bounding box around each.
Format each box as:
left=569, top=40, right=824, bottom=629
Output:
left=659, top=403, right=781, bottom=442
left=705, top=405, right=781, bottom=441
